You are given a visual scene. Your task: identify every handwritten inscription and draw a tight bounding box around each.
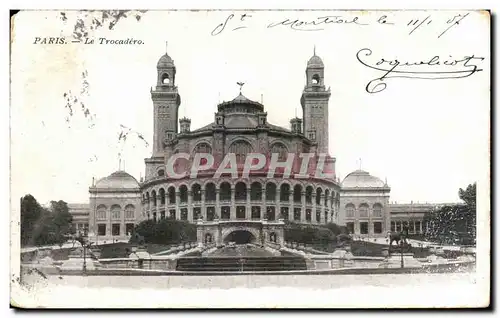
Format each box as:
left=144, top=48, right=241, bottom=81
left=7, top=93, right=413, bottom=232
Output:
left=211, top=12, right=471, bottom=38
left=356, top=48, right=485, bottom=94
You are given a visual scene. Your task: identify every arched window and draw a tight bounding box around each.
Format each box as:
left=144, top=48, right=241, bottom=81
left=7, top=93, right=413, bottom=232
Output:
left=305, top=186, right=313, bottom=203
left=293, top=184, right=302, bottom=203
left=179, top=185, right=188, bottom=203
left=373, top=203, right=383, bottom=217
left=97, top=204, right=107, bottom=220
left=312, top=74, right=320, bottom=85
left=145, top=192, right=150, bottom=207
left=271, top=143, right=288, bottom=161
left=265, top=183, right=277, bottom=201
left=229, top=140, right=253, bottom=164
left=194, top=142, right=212, bottom=154
left=192, top=184, right=202, bottom=202
left=194, top=143, right=212, bottom=166
left=235, top=182, right=247, bottom=201
left=250, top=182, right=262, bottom=201
left=125, top=204, right=135, bottom=219
left=205, top=183, right=216, bottom=201
left=324, top=189, right=330, bottom=206
left=280, top=183, right=290, bottom=202
left=111, top=204, right=121, bottom=219
left=346, top=204, right=355, bottom=218
left=220, top=182, right=231, bottom=201
left=159, top=188, right=166, bottom=205
left=151, top=190, right=157, bottom=207
left=359, top=203, right=369, bottom=217
left=168, top=186, right=176, bottom=204
left=161, top=73, right=170, bottom=84
left=316, top=188, right=323, bottom=205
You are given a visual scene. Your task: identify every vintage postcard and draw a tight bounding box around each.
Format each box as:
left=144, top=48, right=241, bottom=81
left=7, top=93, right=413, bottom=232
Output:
left=10, top=9, right=490, bottom=308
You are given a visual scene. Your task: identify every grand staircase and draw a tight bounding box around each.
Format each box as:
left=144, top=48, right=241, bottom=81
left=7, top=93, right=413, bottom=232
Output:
left=176, top=256, right=307, bottom=272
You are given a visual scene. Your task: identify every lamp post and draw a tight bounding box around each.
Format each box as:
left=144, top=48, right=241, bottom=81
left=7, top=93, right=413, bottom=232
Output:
left=399, top=240, right=404, bottom=268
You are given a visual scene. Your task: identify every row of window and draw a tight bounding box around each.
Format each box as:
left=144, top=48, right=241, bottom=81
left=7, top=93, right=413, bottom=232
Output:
left=147, top=206, right=331, bottom=223
left=96, top=204, right=136, bottom=220
left=345, top=203, right=383, bottom=218
left=96, top=223, right=135, bottom=236
left=145, top=183, right=339, bottom=207
left=391, top=220, right=425, bottom=234
left=345, top=222, right=384, bottom=234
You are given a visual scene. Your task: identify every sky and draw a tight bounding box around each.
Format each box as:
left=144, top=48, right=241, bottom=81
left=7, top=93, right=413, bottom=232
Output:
left=10, top=10, right=490, bottom=205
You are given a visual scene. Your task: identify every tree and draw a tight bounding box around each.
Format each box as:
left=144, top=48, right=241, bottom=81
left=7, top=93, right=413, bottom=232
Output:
left=49, top=200, right=74, bottom=246
left=423, top=183, right=476, bottom=245
left=20, top=195, right=43, bottom=246
left=132, top=219, right=197, bottom=245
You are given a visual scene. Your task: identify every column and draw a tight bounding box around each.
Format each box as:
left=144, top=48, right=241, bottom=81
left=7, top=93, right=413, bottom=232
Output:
left=301, top=191, right=306, bottom=222
left=321, top=194, right=326, bottom=224
left=201, top=190, right=206, bottom=220
left=312, top=193, right=316, bottom=223
left=324, top=195, right=330, bottom=223
left=246, top=186, right=251, bottom=220
left=121, top=204, right=125, bottom=237
left=215, top=189, right=220, bottom=219
left=275, top=189, right=281, bottom=221
left=261, top=190, right=266, bottom=221
left=187, top=191, right=193, bottom=222
left=107, top=206, right=112, bottom=237
left=289, top=188, right=295, bottom=221
left=176, top=192, right=181, bottom=220
left=230, top=186, right=235, bottom=219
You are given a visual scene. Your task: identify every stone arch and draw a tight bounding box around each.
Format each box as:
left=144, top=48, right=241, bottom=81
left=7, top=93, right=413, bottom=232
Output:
left=250, top=181, right=263, bottom=201
left=96, top=204, right=107, bottom=220
left=178, top=184, right=188, bottom=203
left=110, top=204, right=121, bottom=219
left=270, top=142, right=288, bottom=160
left=234, top=181, right=247, bottom=201
left=324, top=189, right=330, bottom=206
left=125, top=204, right=135, bottom=219
left=315, top=187, right=323, bottom=205
left=151, top=190, right=157, bottom=206
left=279, top=182, right=291, bottom=202
left=161, top=73, right=170, bottom=84
left=158, top=188, right=166, bottom=205
left=228, top=139, right=254, bottom=164
left=265, top=182, right=277, bottom=201
left=358, top=202, right=369, bottom=217
left=204, top=182, right=216, bottom=201
left=167, top=186, right=176, bottom=204
left=221, top=226, right=260, bottom=243
left=293, top=184, right=303, bottom=203
left=191, top=183, right=202, bottom=201
left=305, top=185, right=313, bottom=203
left=372, top=203, right=383, bottom=217
left=345, top=203, right=356, bottom=218
left=219, top=181, right=232, bottom=201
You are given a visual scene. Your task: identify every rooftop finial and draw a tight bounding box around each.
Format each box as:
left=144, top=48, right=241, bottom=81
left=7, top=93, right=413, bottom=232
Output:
left=165, top=41, right=168, bottom=52
left=295, top=107, right=297, bottom=117
left=358, top=158, right=362, bottom=170
left=237, top=81, right=245, bottom=94
left=314, top=45, right=316, bottom=56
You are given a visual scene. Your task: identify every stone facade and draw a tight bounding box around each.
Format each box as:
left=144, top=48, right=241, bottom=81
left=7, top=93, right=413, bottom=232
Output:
left=67, top=43, right=451, bottom=243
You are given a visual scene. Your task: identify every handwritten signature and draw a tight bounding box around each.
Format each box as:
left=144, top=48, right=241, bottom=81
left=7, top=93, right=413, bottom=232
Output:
left=356, top=48, right=485, bottom=94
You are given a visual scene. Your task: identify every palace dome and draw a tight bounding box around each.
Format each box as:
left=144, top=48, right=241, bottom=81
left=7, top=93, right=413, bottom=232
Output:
left=95, top=171, right=140, bottom=189
left=157, top=53, right=174, bottom=68
left=307, top=55, right=324, bottom=68
left=341, top=170, right=386, bottom=188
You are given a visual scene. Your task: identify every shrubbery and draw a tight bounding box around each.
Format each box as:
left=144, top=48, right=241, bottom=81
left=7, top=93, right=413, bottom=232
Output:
left=131, top=219, right=197, bottom=245
left=284, top=221, right=349, bottom=251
